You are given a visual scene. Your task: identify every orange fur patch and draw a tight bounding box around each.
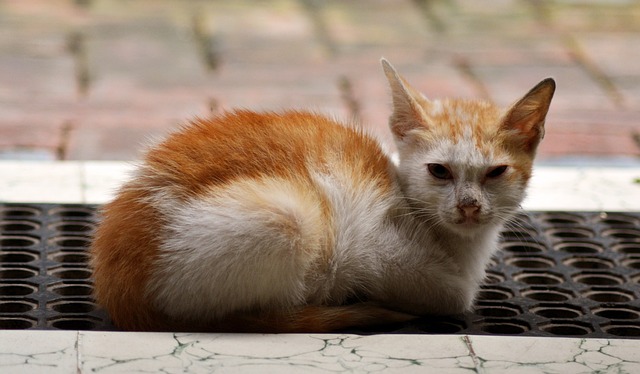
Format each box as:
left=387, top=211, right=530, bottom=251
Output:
left=145, top=111, right=394, bottom=198
left=90, top=188, right=165, bottom=330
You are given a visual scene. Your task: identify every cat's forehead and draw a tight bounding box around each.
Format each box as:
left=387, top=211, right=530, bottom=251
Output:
left=427, top=135, right=502, bottom=168
left=420, top=99, right=506, bottom=162
left=419, top=100, right=510, bottom=170
left=425, top=99, right=502, bottom=136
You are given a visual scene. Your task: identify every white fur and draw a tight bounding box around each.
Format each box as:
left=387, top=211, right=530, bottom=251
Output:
left=148, top=177, right=327, bottom=321
left=146, top=134, right=518, bottom=322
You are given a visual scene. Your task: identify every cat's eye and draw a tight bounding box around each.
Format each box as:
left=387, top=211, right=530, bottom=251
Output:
left=486, top=165, right=508, bottom=178
left=427, top=163, right=453, bottom=180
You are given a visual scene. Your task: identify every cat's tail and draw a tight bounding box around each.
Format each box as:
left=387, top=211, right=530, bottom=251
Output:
left=207, top=304, right=417, bottom=333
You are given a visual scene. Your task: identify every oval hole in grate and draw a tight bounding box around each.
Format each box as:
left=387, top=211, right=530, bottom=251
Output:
left=0, top=317, right=36, bottom=329
left=0, top=251, right=38, bottom=263
left=49, top=207, right=94, bottom=220
left=593, top=306, right=640, bottom=320
left=49, top=301, right=96, bottom=314
left=514, top=271, right=564, bottom=285
left=563, top=256, right=614, bottom=270
left=501, top=228, right=538, bottom=241
left=0, top=236, right=39, bottom=248
left=0, top=284, right=36, bottom=296
left=475, top=303, right=522, bottom=318
left=484, top=271, right=505, bottom=284
left=478, top=319, right=529, bottom=335
left=522, top=287, right=574, bottom=302
left=0, top=221, right=39, bottom=232
left=541, top=213, right=585, bottom=225
left=49, top=222, right=94, bottom=233
left=541, top=321, right=592, bottom=336
left=0, top=267, right=38, bottom=279
left=602, top=229, right=640, bottom=240
left=599, top=214, right=639, bottom=227
left=501, top=242, right=545, bottom=254
left=546, top=228, right=594, bottom=239
left=49, top=237, right=91, bottom=248
left=476, top=287, right=513, bottom=301
left=531, top=304, right=583, bottom=319
left=554, top=242, right=603, bottom=254
left=0, top=300, right=36, bottom=313
left=511, top=213, right=532, bottom=223
left=603, top=323, right=640, bottom=337
left=49, top=252, right=90, bottom=264
left=49, top=267, right=92, bottom=280
left=583, top=288, right=635, bottom=303
left=49, top=283, right=93, bottom=297
left=622, top=258, right=640, bottom=270
left=507, top=256, right=555, bottom=269
left=572, top=272, right=624, bottom=286
left=50, top=317, right=99, bottom=330
left=0, top=207, right=40, bottom=218
left=613, top=243, right=640, bottom=255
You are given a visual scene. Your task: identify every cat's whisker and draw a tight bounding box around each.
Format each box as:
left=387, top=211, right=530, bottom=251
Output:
left=492, top=209, right=544, bottom=250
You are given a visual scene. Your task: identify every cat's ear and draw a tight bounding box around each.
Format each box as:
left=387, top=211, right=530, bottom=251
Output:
left=381, top=58, right=429, bottom=140
left=500, top=78, right=555, bottom=154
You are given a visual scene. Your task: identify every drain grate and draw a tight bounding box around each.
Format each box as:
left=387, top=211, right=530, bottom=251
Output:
left=1, top=204, right=640, bottom=338
left=0, top=204, right=111, bottom=331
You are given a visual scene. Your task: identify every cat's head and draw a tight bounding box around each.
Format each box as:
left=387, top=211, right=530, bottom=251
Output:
left=382, top=58, right=555, bottom=237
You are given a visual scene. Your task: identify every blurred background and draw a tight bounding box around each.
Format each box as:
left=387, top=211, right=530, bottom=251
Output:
left=0, top=0, right=639, bottom=162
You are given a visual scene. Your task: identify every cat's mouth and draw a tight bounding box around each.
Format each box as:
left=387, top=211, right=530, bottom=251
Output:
left=455, top=217, right=481, bottom=226
left=452, top=213, right=490, bottom=228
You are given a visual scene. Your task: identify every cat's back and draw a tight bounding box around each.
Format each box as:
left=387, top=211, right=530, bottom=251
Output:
left=143, top=110, right=393, bottom=196
left=91, top=110, right=397, bottom=330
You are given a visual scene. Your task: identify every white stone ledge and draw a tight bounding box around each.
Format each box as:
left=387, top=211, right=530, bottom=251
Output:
left=0, top=161, right=638, bottom=211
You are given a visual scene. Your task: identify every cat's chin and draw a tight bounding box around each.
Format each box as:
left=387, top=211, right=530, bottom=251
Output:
left=445, top=219, right=495, bottom=237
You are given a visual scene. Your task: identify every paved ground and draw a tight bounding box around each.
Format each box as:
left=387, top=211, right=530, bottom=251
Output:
left=0, top=0, right=639, bottom=161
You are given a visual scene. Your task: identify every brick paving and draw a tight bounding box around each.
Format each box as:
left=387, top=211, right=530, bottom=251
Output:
left=0, top=0, right=639, bottom=161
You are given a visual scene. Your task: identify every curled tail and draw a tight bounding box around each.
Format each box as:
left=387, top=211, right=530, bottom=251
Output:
left=205, top=304, right=416, bottom=333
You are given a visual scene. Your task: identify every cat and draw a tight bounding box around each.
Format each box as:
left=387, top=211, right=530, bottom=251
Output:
left=90, top=59, right=555, bottom=333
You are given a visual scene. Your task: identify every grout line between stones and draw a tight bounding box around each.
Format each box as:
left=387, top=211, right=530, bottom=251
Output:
left=411, top=0, right=449, bottom=34
left=67, top=30, right=91, bottom=98
left=56, top=122, right=74, bottom=161
left=191, top=12, right=221, bottom=73
left=297, top=0, right=338, bottom=57
left=337, top=75, right=362, bottom=124
left=462, top=335, right=483, bottom=373
left=76, top=330, right=82, bottom=374
left=564, top=35, right=626, bottom=110
left=452, top=56, right=492, bottom=101
left=524, top=0, right=626, bottom=110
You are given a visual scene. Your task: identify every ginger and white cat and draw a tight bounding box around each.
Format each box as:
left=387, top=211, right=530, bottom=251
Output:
left=90, top=59, right=555, bottom=332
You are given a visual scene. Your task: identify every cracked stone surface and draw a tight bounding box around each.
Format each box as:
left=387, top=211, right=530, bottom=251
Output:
left=2, top=331, right=640, bottom=373
left=0, top=331, right=77, bottom=374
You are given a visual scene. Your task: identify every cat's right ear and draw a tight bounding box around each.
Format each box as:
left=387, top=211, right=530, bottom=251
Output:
left=500, top=78, right=556, bottom=154
left=381, top=58, right=429, bottom=140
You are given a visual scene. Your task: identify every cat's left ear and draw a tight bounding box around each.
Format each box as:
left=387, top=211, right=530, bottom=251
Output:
left=501, top=78, right=556, bottom=154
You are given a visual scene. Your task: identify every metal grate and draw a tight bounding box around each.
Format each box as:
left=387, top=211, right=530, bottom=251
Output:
left=0, top=204, right=112, bottom=330
left=1, top=204, right=640, bottom=338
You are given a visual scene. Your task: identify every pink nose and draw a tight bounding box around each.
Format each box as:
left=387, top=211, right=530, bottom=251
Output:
left=459, top=204, right=480, bottom=218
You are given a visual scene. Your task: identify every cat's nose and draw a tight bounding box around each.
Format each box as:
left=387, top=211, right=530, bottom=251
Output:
left=458, top=202, right=480, bottom=218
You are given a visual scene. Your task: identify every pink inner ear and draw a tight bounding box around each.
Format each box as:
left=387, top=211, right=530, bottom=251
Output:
left=501, top=79, right=555, bottom=153
left=501, top=108, right=546, bottom=154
